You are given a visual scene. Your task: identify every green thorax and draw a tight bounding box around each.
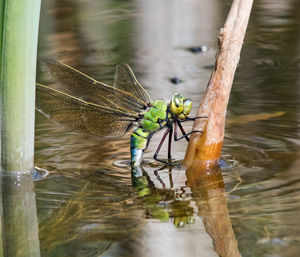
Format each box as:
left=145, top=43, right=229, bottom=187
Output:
left=141, top=99, right=170, bottom=132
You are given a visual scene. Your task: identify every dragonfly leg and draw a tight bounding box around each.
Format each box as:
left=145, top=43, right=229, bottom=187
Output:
left=154, top=169, right=166, bottom=189
left=179, top=115, right=208, bottom=123
left=153, top=127, right=174, bottom=165
left=174, top=120, right=189, bottom=142
left=153, top=165, right=174, bottom=188
left=175, top=120, right=203, bottom=142
left=168, top=125, right=173, bottom=161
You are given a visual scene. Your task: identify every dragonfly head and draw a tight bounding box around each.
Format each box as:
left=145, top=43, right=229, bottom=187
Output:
left=170, top=93, right=192, bottom=119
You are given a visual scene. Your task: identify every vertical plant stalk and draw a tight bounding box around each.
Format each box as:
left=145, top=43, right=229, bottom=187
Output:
left=0, top=0, right=5, bottom=169
left=0, top=1, right=41, bottom=257
left=0, top=0, right=3, bottom=240
left=0, top=1, right=4, bottom=59
left=183, top=0, right=254, bottom=168
left=0, top=0, right=41, bottom=172
left=0, top=1, right=3, bottom=253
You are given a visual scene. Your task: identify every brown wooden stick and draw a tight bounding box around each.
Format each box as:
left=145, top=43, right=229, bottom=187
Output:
left=183, top=0, right=254, bottom=168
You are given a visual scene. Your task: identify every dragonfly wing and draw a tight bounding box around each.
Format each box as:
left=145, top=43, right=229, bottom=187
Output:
left=41, top=60, right=148, bottom=114
left=36, top=84, right=137, bottom=138
left=113, top=64, right=151, bottom=104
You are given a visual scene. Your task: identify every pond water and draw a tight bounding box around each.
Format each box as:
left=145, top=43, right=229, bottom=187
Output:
left=33, top=0, right=300, bottom=256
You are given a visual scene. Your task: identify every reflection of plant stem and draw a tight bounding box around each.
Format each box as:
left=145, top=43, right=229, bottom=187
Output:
left=2, top=174, right=41, bottom=257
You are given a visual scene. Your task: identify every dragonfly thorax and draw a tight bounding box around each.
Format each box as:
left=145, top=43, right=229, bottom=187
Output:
left=141, top=99, right=169, bottom=132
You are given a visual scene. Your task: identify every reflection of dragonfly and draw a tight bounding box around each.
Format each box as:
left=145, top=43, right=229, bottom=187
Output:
left=36, top=60, right=204, bottom=170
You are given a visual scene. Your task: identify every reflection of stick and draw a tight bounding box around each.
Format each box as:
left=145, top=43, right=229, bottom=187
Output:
left=184, top=0, right=254, bottom=168
left=186, top=166, right=241, bottom=257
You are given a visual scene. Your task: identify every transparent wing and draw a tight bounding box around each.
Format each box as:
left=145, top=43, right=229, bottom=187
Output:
left=41, top=60, right=149, bottom=115
left=113, top=64, right=151, bottom=104
left=36, top=84, right=137, bottom=138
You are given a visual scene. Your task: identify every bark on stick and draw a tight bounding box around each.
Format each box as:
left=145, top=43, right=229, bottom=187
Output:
left=184, top=0, right=254, bottom=168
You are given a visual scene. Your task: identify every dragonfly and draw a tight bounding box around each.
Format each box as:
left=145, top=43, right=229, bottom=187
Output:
left=36, top=60, right=205, bottom=172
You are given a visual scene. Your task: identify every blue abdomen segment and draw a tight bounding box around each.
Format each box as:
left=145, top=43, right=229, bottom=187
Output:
left=130, top=135, right=144, bottom=167
left=130, top=128, right=150, bottom=176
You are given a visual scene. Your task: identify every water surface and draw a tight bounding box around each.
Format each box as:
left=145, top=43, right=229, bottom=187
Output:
left=34, top=0, right=300, bottom=256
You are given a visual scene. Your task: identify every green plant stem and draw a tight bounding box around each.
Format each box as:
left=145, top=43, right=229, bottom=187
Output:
left=0, top=1, right=4, bottom=60
left=0, top=0, right=41, bottom=172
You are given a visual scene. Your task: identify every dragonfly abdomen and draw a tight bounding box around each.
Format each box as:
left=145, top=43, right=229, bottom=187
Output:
left=131, top=128, right=150, bottom=174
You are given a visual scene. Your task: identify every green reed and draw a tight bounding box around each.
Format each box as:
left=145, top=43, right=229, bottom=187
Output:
left=0, top=1, right=41, bottom=256
left=0, top=0, right=41, bottom=172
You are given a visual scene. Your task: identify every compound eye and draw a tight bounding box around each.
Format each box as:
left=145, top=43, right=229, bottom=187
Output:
left=171, top=93, right=184, bottom=114
left=175, top=97, right=181, bottom=107
left=183, top=99, right=192, bottom=115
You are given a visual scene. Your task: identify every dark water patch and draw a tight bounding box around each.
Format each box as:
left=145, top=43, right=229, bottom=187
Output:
left=187, top=45, right=207, bottom=54
left=169, top=77, right=183, bottom=84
